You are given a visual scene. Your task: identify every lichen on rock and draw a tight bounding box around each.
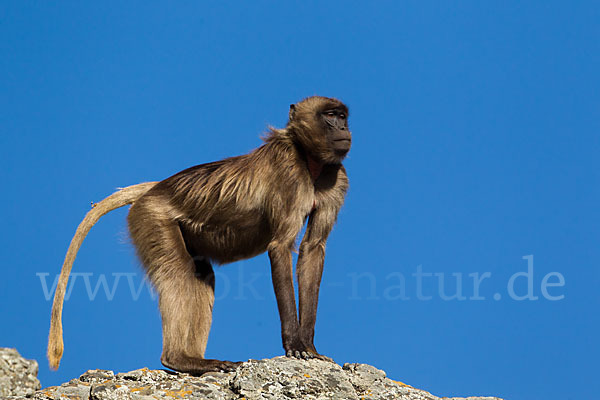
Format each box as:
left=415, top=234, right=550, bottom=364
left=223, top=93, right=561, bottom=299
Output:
left=0, top=348, right=41, bottom=399
left=0, top=347, right=502, bottom=400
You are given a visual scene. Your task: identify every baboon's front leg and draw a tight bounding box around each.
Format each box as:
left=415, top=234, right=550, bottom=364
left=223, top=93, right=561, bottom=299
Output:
left=296, top=209, right=336, bottom=362
left=268, top=243, right=309, bottom=358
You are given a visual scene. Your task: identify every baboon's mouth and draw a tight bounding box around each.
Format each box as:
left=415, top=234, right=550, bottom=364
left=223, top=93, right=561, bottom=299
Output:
left=333, top=139, right=351, bottom=147
left=333, top=139, right=351, bottom=153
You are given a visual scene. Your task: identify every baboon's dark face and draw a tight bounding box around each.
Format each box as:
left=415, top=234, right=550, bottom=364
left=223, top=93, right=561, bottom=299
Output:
left=288, top=96, right=351, bottom=164
left=321, top=107, right=351, bottom=158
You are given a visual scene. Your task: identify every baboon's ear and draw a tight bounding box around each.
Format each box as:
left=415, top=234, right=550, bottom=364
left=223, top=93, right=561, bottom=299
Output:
left=289, top=104, right=296, bottom=121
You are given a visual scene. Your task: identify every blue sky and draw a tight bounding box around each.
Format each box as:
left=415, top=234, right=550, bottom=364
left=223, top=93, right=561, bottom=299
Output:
left=1, top=2, right=598, bottom=399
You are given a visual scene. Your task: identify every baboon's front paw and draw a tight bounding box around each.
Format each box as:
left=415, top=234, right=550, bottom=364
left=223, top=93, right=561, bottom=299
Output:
left=286, top=349, right=316, bottom=359
left=312, top=353, right=334, bottom=363
left=285, top=350, right=334, bottom=363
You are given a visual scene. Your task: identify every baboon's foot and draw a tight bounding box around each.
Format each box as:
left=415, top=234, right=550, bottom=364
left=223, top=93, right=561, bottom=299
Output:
left=162, top=355, right=242, bottom=375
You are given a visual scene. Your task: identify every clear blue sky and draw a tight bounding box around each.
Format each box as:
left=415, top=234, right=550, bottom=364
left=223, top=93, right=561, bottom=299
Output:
left=1, top=2, right=598, bottom=399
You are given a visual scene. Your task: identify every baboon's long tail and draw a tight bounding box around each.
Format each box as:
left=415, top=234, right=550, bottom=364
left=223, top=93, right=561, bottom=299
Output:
left=47, top=181, right=158, bottom=370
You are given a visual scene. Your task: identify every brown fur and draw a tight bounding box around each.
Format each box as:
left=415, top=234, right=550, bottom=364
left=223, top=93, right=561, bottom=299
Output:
left=47, top=96, right=351, bottom=374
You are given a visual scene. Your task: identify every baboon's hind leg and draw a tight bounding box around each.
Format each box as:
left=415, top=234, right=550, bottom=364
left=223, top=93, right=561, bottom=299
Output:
left=128, top=206, right=239, bottom=374
left=161, top=256, right=241, bottom=374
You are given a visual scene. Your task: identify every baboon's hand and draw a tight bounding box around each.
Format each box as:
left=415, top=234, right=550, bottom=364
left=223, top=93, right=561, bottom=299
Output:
left=284, top=342, right=334, bottom=363
left=286, top=348, right=314, bottom=360
left=312, top=353, right=334, bottom=363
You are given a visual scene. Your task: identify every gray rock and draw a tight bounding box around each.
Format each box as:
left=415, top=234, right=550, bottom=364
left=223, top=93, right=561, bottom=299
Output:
left=28, top=356, right=502, bottom=400
left=0, top=348, right=41, bottom=399
left=34, top=368, right=236, bottom=400
left=0, top=348, right=502, bottom=400
left=231, top=357, right=356, bottom=399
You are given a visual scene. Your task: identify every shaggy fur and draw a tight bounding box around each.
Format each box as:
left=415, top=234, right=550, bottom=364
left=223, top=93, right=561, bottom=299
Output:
left=48, top=96, right=351, bottom=374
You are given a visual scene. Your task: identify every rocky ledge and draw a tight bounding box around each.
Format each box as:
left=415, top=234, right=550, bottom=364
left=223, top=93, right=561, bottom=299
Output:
left=1, top=348, right=502, bottom=400
left=0, top=348, right=41, bottom=399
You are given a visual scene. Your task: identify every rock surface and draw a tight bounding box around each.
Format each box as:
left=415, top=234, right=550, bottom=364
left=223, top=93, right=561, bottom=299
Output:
left=38, top=359, right=501, bottom=400
left=0, top=348, right=502, bottom=400
left=0, top=348, right=41, bottom=399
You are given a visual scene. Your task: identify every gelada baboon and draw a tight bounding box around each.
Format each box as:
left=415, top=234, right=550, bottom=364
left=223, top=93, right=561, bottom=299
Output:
left=48, top=96, right=351, bottom=374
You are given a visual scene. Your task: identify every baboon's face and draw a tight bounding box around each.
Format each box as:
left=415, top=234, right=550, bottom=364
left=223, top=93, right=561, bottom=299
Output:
left=288, top=96, right=351, bottom=164
left=320, top=107, right=351, bottom=159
